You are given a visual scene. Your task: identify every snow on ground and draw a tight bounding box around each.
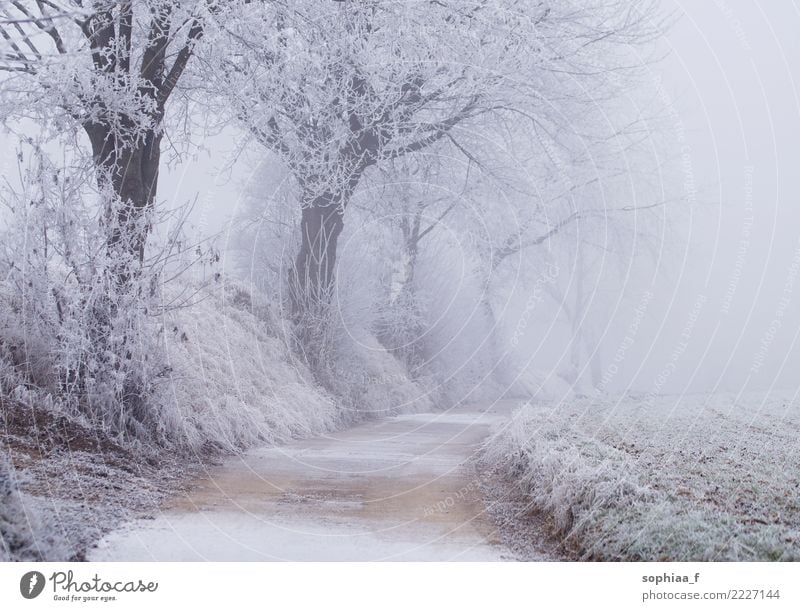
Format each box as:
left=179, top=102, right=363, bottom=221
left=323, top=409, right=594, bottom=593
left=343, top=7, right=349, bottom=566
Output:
left=89, top=401, right=544, bottom=561
left=1, top=400, right=196, bottom=560
left=482, top=391, right=800, bottom=561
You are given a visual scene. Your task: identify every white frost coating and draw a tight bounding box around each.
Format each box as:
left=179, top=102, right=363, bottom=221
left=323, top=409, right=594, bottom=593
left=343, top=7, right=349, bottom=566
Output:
left=483, top=392, right=800, bottom=561
left=156, top=279, right=434, bottom=451
left=157, top=281, right=341, bottom=450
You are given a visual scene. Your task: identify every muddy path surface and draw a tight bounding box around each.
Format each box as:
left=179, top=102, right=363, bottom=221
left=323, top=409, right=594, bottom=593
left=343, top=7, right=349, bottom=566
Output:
left=90, top=399, right=552, bottom=561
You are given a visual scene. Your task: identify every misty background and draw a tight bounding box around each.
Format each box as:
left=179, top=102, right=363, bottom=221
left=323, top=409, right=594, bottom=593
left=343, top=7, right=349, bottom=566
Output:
left=146, top=1, right=800, bottom=396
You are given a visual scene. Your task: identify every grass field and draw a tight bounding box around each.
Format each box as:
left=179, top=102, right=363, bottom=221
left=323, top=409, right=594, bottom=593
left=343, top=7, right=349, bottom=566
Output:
left=483, top=391, right=800, bottom=561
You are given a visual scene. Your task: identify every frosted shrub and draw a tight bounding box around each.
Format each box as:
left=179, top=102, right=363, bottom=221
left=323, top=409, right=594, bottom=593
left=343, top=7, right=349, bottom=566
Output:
left=155, top=277, right=342, bottom=450
left=484, top=396, right=800, bottom=561
left=0, top=147, right=169, bottom=443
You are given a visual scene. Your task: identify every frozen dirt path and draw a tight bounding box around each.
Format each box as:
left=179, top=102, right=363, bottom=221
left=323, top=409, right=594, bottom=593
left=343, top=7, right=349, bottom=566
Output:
left=90, top=400, right=527, bottom=561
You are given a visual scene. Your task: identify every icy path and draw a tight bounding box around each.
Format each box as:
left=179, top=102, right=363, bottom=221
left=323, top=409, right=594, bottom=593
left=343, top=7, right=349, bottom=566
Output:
left=90, top=400, right=522, bottom=561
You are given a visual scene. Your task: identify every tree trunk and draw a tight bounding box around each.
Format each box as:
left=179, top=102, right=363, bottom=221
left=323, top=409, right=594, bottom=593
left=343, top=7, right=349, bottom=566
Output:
left=377, top=230, right=427, bottom=375
left=290, top=194, right=345, bottom=317
left=81, top=122, right=162, bottom=425
left=85, top=123, right=162, bottom=290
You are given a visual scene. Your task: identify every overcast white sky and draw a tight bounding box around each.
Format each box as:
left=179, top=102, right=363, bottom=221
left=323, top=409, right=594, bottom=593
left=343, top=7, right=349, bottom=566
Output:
left=620, top=0, right=800, bottom=395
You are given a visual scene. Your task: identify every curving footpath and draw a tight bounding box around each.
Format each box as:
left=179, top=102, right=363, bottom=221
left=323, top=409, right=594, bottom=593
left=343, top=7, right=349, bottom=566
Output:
left=90, top=400, right=525, bottom=561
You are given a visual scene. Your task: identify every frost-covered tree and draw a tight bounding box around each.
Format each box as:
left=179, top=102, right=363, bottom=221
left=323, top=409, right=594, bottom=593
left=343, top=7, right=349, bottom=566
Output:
left=0, top=0, right=211, bottom=287
left=203, top=0, right=664, bottom=326
left=0, top=1, right=223, bottom=434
